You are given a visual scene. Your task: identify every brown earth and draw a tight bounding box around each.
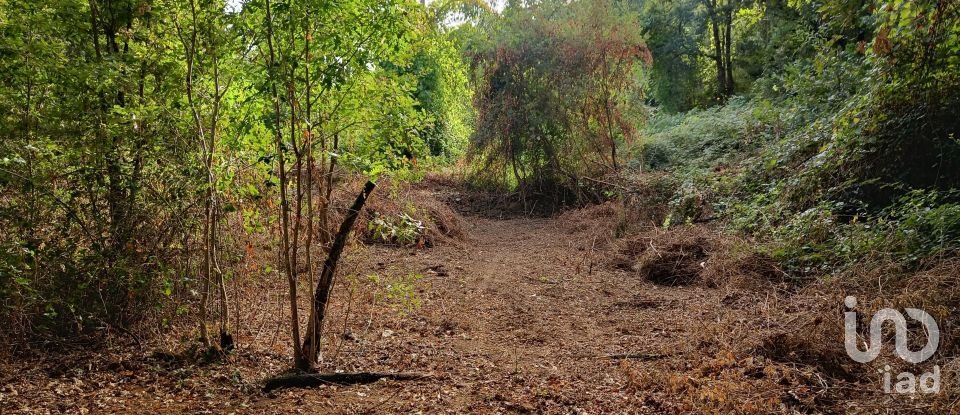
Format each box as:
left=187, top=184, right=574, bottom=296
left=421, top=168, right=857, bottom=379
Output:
left=0, top=183, right=954, bottom=414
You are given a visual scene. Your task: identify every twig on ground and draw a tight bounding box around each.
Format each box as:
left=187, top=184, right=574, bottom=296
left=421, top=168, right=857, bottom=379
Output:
left=262, top=371, right=432, bottom=392
left=605, top=353, right=666, bottom=361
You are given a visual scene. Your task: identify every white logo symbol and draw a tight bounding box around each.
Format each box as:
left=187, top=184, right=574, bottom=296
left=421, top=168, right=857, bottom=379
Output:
left=843, top=296, right=939, bottom=364
left=844, top=296, right=942, bottom=394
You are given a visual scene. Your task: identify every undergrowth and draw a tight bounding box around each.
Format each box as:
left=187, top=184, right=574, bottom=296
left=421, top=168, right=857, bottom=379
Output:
left=633, top=72, right=960, bottom=281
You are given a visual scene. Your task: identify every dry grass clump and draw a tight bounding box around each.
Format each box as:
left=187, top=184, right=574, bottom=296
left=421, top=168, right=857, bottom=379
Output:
left=557, top=200, right=622, bottom=233
left=754, top=328, right=857, bottom=382
left=411, top=190, right=466, bottom=243
left=556, top=201, right=627, bottom=256
left=611, top=225, right=720, bottom=286
left=901, top=261, right=960, bottom=361
left=674, top=258, right=960, bottom=414
left=592, top=190, right=960, bottom=413
left=558, top=172, right=679, bottom=239
left=834, top=258, right=960, bottom=356
left=645, top=287, right=863, bottom=414
left=637, top=238, right=710, bottom=286
left=700, top=242, right=789, bottom=290
left=421, top=170, right=465, bottom=188
left=609, top=224, right=787, bottom=289
left=619, top=171, right=679, bottom=227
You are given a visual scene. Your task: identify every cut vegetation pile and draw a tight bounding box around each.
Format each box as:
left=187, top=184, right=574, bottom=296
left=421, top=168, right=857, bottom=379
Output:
left=358, top=179, right=466, bottom=248
left=612, top=226, right=718, bottom=286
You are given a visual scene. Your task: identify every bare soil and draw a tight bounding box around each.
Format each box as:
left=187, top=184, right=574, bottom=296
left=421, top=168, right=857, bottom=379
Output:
left=0, top=183, right=952, bottom=414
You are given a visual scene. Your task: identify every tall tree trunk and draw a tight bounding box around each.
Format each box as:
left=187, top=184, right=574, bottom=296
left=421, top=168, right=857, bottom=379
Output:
left=320, top=132, right=340, bottom=248
left=706, top=1, right=727, bottom=102
left=178, top=0, right=230, bottom=348
left=210, top=49, right=231, bottom=348
left=723, top=7, right=735, bottom=97
left=265, top=0, right=306, bottom=369
left=601, top=58, right=619, bottom=172
left=200, top=192, right=212, bottom=346
left=304, top=21, right=316, bottom=318
left=711, top=19, right=727, bottom=102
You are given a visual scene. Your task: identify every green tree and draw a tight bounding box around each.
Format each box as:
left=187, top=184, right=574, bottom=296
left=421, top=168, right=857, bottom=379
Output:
left=0, top=0, right=195, bottom=334
left=470, top=0, right=650, bottom=206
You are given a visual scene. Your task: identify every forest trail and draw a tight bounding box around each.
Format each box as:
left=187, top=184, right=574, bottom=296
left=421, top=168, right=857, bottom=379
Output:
left=1, top=190, right=787, bottom=414
left=3, top=0, right=955, bottom=411
left=242, top=202, right=741, bottom=413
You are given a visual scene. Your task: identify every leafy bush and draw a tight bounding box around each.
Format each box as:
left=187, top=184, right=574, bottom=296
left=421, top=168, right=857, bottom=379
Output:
left=468, top=0, right=650, bottom=205
left=764, top=190, right=960, bottom=278
left=883, top=191, right=960, bottom=261
left=641, top=98, right=777, bottom=171
left=367, top=213, right=426, bottom=246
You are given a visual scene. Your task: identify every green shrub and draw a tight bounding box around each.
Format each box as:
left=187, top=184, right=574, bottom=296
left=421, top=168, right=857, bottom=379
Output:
left=641, top=98, right=776, bottom=171
left=367, top=213, right=425, bottom=246
left=762, top=191, right=960, bottom=278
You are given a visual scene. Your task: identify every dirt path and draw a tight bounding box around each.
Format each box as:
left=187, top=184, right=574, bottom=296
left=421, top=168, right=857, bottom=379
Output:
left=245, top=214, right=734, bottom=413
left=1, top=203, right=792, bottom=414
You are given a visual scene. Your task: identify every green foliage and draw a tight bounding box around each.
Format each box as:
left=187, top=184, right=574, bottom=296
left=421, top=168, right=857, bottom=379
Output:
left=0, top=0, right=197, bottom=333
left=734, top=0, right=959, bottom=275
left=367, top=212, right=425, bottom=246
left=367, top=272, right=424, bottom=316
left=469, top=0, right=650, bottom=204
left=660, top=168, right=737, bottom=227
left=636, top=0, right=706, bottom=112
left=641, top=98, right=776, bottom=170
left=629, top=0, right=960, bottom=280
left=0, top=0, right=473, bottom=340
left=881, top=191, right=960, bottom=261
left=766, top=191, right=960, bottom=277
left=406, top=32, right=474, bottom=160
